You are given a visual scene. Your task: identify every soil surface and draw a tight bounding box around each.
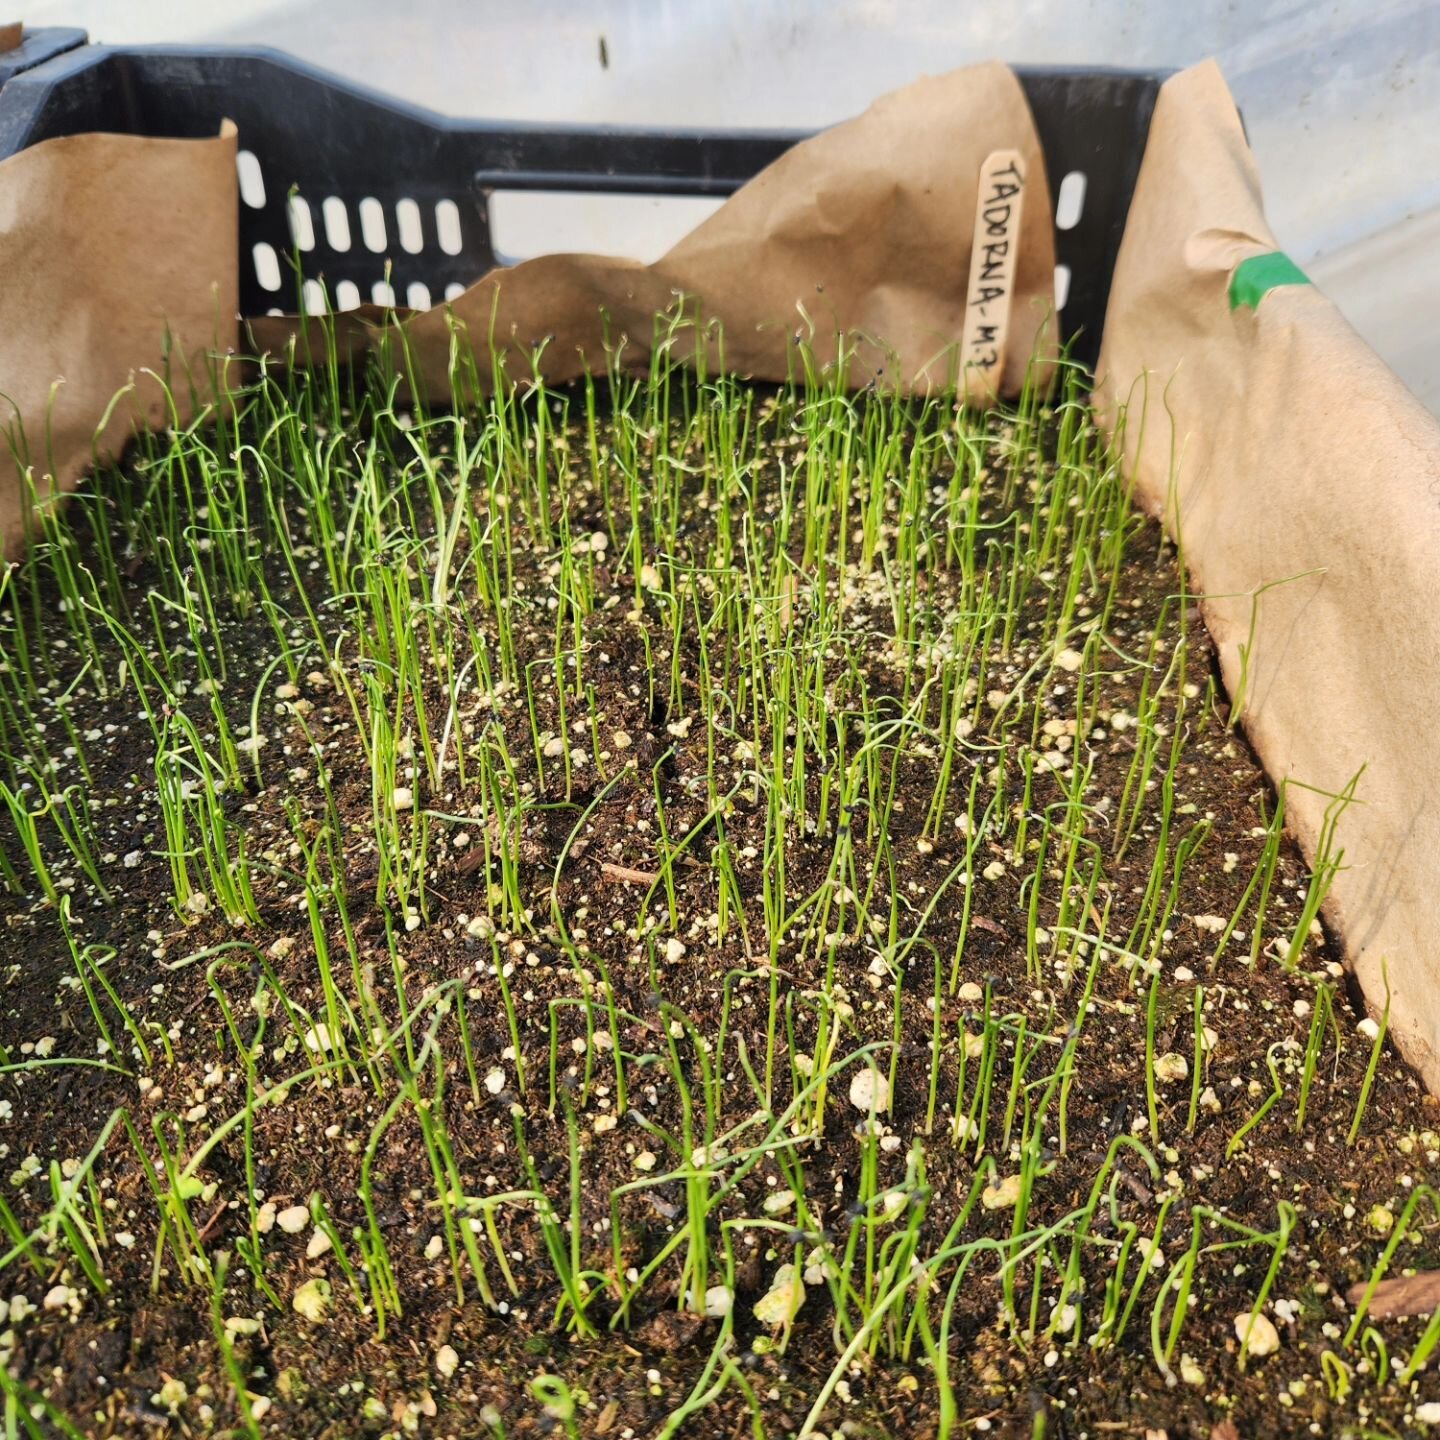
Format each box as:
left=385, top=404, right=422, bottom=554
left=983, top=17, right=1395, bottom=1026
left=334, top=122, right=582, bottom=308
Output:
left=2, top=370, right=1439, bottom=1440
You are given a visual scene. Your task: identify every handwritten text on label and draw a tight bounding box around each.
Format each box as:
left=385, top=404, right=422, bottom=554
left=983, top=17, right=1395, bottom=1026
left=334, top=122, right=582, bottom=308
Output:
left=959, top=150, right=1027, bottom=403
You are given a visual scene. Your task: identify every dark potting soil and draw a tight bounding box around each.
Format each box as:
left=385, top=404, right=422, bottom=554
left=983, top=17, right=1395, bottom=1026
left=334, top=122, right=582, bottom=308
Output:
left=2, top=377, right=1437, bottom=1440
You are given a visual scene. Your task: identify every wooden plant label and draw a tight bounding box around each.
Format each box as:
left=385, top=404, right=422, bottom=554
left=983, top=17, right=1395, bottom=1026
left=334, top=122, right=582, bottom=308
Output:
left=959, top=149, right=1027, bottom=405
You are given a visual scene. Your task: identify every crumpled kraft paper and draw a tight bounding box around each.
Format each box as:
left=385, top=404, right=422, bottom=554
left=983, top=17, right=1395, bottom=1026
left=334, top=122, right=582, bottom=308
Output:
left=0, top=123, right=238, bottom=558
left=1096, top=61, right=1440, bottom=1091
left=250, top=62, right=1056, bottom=403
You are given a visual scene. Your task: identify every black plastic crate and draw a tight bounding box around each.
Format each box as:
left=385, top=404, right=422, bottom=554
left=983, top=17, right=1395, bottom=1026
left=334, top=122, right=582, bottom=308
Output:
left=0, top=24, right=85, bottom=88
left=0, top=32, right=1163, bottom=367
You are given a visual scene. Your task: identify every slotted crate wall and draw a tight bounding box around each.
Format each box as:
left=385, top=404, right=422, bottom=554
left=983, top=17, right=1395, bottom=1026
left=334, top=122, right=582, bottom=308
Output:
left=236, top=158, right=475, bottom=315
left=0, top=42, right=1162, bottom=364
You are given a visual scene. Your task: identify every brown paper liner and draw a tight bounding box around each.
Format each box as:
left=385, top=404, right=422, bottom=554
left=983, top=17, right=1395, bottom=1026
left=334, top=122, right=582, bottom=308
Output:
left=0, top=122, right=239, bottom=558
left=1097, top=60, right=1440, bottom=1090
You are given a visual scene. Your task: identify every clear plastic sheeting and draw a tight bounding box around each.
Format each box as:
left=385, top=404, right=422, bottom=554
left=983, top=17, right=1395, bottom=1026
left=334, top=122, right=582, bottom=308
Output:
left=23, top=0, right=1439, bottom=410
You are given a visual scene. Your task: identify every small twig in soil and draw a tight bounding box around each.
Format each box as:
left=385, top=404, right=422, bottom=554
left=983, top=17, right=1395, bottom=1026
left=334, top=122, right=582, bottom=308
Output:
left=196, top=1202, right=229, bottom=1244
left=600, top=861, right=662, bottom=884
left=1344, top=1270, right=1440, bottom=1319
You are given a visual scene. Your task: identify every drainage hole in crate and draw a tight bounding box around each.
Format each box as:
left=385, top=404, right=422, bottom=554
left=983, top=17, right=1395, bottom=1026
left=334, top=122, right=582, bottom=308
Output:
left=323, top=197, right=352, bottom=252
left=396, top=198, right=424, bottom=255
left=252, top=242, right=282, bottom=293
left=1055, top=264, right=1071, bottom=311
left=288, top=195, right=316, bottom=252
left=360, top=197, right=388, bottom=254
left=445, top=282, right=466, bottom=303
left=372, top=280, right=397, bottom=307
left=236, top=150, right=266, bottom=209
left=406, top=281, right=432, bottom=310
left=334, top=279, right=362, bottom=311
left=1055, top=171, right=1086, bottom=232
left=302, top=278, right=326, bottom=316
left=435, top=199, right=464, bottom=256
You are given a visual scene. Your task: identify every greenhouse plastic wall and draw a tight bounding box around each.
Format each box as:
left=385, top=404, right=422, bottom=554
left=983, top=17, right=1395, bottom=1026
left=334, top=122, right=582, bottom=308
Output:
left=14, top=0, right=1438, bottom=413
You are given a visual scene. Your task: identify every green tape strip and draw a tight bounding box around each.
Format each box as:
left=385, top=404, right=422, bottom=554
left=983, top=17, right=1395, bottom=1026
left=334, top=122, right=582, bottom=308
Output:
left=1229, top=252, right=1310, bottom=311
